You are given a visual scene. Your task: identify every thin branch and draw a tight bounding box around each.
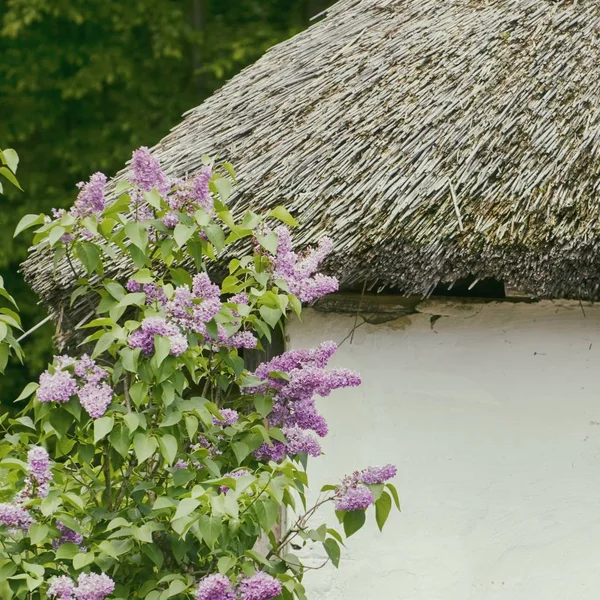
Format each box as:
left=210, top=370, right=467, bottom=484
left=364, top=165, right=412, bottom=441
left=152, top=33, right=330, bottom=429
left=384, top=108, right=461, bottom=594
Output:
left=16, top=315, right=53, bottom=342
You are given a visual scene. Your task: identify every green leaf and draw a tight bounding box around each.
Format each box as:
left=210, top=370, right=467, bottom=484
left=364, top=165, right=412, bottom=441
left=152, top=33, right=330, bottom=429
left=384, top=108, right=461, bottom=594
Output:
left=104, top=281, right=126, bottom=300
left=129, top=381, right=148, bottom=407
left=173, top=223, right=195, bottom=248
left=197, top=514, right=221, bottom=549
left=142, top=545, right=164, bottom=569
left=48, top=225, right=66, bottom=247
left=323, top=538, right=341, bottom=567
left=75, top=242, right=101, bottom=274
left=124, top=221, right=148, bottom=251
left=28, top=523, right=49, bottom=545
left=386, top=483, right=401, bottom=510
left=213, top=177, right=232, bottom=202
left=73, top=552, right=95, bottom=570
left=232, top=442, right=250, bottom=464
left=2, top=149, right=19, bottom=173
left=132, top=525, right=154, bottom=543
left=0, top=166, right=22, bottom=190
left=173, top=498, right=200, bottom=521
left=185, top=415, right=198, bottom=440
left=158, top=434, right=177, bottom=465
left=253, top=395, right=273, bottom=417
left=55, top=543, right=79, bottom=560
left=133, top=433, right=157, bottom=463
left=206, top=223, right=225, bottom=253
left=14, top=214, right=44, bottom=238
left=217, top=556, right=236, bottom=575
left=255, top=499, right=279, bottom=532
left=152, top=335, right=170, bottom=367
left=94, top=416, right=114, bottom=444
left=268, top=206, right=299, bottom=227
left=92, top=332, right=115, bottom=359
left=16, top=382, right=39, bottom=402
left=259, top=306, right=281, bottom=328
left=343, top=510, right=366, bottom=537
left=375, top=492, right=392, bottom=531
left=257, top=232, right=279, bottom=254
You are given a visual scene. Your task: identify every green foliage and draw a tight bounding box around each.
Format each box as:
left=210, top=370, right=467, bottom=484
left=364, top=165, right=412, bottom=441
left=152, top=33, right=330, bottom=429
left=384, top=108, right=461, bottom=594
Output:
left=0, top=159, right=397, bottom=599
left=0, top=0, right=336, bottom=407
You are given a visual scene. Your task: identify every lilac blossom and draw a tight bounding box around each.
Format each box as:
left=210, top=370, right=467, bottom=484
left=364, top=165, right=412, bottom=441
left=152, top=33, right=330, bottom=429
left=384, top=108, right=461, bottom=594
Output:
left=53, top=520, right=85, bottom=551
left=37, top=369, right=78, bottom=403
left=250, top=343, right=359, bottom=447
left=163, top=211, right=179, bottom=228
left=195, top=574, right=236, bottom=600
left=213, top=409, right=239, bottom=426
left=253, top=341, right=338, bottom=381
left=266, top=225, right=338, bottom=303
left=359, top=464, right=397, bottom=485
left=254, top=442, right=286, bottom=463
left=73, top=172, right=107, bottom=217
left=169, top=166, right=213, bottom=215
left=74, top=572, right=115, bottom=600
left=0, top=502, right=33, bottom=530
left=219, top=469, right=250, bottom=494
left=74, top=354, right=108, bottom=385
left=79, top=382, right=112, bottom=418
left=130, top=189, right=155, bottom=221
left=225, top=330, right=257, bottom=349
left=48, top=576, right=76, bottom=600
left=229, top=293, right=248, bottom=305
left=192, top=273, right=220, bottom=300
left=282, top=426, right=321, bottom=457
left=166, top=283, right=222, bottom=335
left=239, top=572, right=282, bottom=600
left=335, top=486, right=374, bottom=512
left=128, top=317, right=188, bottom=356
left=130, top=146, right=170, bottom=195
left=27, top=446, right=52, bottom=497
left=126, top=279, right=143, bottom=293
left=143, top=283, right=167, bottom=305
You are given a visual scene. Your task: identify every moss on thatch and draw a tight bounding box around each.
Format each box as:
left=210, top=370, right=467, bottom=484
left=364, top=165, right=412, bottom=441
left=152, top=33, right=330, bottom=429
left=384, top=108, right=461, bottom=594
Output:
left=22, top=0, right=600, bottom=332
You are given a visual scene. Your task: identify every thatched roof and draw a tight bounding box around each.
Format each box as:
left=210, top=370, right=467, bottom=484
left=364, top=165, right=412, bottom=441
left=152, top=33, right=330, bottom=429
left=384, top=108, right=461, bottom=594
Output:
left=22, top=0, right=600, bottom=328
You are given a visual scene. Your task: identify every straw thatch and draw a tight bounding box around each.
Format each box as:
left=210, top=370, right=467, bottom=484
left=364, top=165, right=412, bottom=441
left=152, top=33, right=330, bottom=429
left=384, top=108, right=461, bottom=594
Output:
left=21, top=0, right=600, bottom=332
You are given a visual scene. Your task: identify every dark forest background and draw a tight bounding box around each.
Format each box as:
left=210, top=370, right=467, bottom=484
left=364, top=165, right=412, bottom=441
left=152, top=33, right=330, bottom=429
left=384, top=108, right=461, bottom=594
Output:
left=0, top=0, right=334, bottom=404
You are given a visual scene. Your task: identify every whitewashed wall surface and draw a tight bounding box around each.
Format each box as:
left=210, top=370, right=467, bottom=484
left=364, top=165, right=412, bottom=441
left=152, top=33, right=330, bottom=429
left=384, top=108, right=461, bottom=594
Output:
left=287, top=300, right=600, bottom=600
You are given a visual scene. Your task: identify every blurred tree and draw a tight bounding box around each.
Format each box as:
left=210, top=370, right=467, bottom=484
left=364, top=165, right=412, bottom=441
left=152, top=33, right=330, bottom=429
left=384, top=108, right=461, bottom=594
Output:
left=0, top=0, right=335, bottom=404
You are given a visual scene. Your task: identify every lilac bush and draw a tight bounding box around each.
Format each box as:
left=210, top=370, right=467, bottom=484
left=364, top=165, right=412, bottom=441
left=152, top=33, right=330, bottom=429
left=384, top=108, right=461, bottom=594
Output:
left=2, top=151, right=399, bottom=599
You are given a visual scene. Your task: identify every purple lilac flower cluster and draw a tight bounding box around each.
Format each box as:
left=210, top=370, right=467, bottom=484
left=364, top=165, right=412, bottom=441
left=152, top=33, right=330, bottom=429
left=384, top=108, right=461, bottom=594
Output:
left=128, top=316, right=188, bottom=356
left=334, top=464, right=397, bottom=512
left=49, top=172, right=108, bottom=243
left=130, top=146, right=171, bottom=196
left=53, top=520, right=85, bottom=551
left=250, top=342, right=360, bottom=462
left=213, top=409, right=239, bottom=426
left=195, top=574, right=236, bottom=600
left=73, top=173, right=107, bottom=218
left=265, top=225, right=338, bottom=303
left=195, top=572, right=281, bottom=600
left=48, top=572, right=115, bottom=600
left=163, top=165, right=214, bottom=228
left=238, top=572, right=282, bottom=600
left=25, top=446, right=52, bottom=498
left=0, top=446, right=55, bottom=531
left=125, top=279, right=167, bottom=305
left=0, top=502, right=33, bottom=532
left=37, top=354, right=112, bottom=419
left=166, top=273, right=222, bottom=336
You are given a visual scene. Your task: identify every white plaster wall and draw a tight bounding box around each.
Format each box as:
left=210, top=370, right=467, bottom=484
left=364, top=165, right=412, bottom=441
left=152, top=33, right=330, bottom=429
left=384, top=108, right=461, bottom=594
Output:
left=287, top=300, right=600, bottom=600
